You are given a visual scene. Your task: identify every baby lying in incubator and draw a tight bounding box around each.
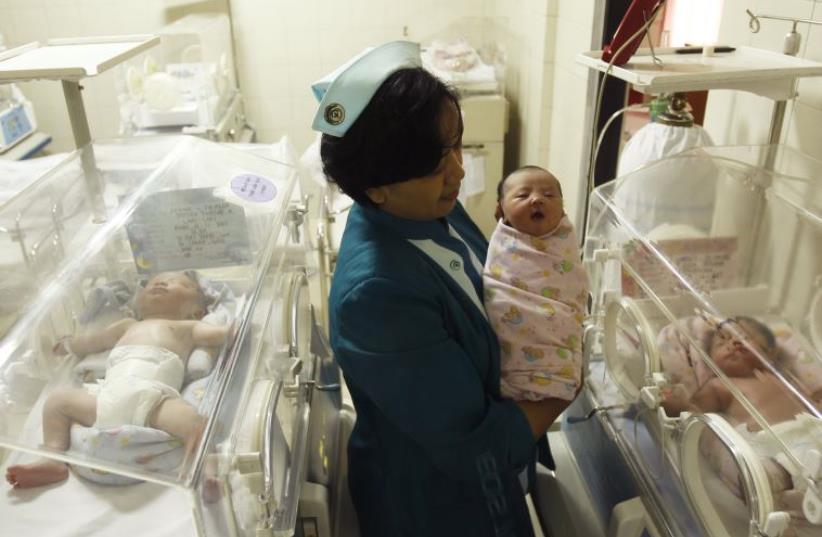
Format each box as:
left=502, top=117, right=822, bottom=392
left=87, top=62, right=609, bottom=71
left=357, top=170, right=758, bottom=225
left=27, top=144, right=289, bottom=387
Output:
left=5, top=271, right=229, bottom=489
left=660, top=316, right=814, bottom=425
left=660, top=316, right=822, bottom=507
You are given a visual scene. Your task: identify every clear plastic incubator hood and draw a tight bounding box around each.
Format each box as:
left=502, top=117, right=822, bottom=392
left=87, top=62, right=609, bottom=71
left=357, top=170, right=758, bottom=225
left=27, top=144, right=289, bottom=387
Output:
left=0, top=135, right=317, bottom=537
left=584, top=145, right=822, bottom=537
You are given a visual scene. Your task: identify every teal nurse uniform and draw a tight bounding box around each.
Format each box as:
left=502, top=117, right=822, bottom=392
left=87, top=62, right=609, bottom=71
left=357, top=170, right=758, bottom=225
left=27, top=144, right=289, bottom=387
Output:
left=329, top=201, right=539, bottom=536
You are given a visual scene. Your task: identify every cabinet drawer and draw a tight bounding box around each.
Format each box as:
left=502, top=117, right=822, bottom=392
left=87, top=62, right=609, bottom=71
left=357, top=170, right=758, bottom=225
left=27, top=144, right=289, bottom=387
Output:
left=461, top=95, right=508, bottom=143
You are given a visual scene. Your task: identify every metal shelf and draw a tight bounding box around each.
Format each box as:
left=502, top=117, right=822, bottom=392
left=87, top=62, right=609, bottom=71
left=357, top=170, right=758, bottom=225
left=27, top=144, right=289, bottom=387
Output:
left=576, top=45, right=822, bottom=99
left=0, top=35, right=159, bottom=152
left=0, top=35, right=159, bottom=83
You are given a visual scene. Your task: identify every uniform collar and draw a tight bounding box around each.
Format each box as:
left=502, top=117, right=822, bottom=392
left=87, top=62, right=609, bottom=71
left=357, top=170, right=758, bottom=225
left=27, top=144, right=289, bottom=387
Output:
left=360, top=204, right=454, bottom=241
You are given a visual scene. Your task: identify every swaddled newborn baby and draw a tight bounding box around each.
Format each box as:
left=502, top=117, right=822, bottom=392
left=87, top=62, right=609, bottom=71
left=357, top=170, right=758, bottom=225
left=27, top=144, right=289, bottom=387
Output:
left=483, top=166, right=588, bottom=401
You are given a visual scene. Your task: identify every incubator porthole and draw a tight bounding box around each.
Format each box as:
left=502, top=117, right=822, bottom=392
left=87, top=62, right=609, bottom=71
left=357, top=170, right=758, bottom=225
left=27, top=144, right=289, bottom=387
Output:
left=679, top=414, right=775, bottom=537
left=603, top=297, right=659, bottom=401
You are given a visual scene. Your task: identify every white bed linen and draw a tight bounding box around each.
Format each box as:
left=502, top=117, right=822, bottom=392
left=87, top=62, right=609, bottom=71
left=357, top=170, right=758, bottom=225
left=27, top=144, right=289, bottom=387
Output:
left=1, top=464, right=195, bottom=537
left=0, top=153, right=69, bottom=204
left=1, top=384, right=195, bottom=537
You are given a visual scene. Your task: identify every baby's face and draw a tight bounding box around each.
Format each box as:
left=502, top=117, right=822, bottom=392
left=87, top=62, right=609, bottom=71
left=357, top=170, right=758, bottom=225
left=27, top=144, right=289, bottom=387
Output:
left=709, top=321, right=773, bottom=377
left=136, top=272, right=204, bottom=320
left=499, top=170, right=564, bottom=236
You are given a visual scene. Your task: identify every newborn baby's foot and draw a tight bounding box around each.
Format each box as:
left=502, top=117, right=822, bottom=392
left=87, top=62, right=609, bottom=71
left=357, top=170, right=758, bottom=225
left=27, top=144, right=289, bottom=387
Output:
left=201, top=454, right=223, bottom=504
left=202, top=475, right=223, bottom=504
left=6, top=459, right=69, bottom=488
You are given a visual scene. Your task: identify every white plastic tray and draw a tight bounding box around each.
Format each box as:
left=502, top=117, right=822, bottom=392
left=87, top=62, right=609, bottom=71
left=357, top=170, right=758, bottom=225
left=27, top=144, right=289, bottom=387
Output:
left=577, top=46, right=822, bottom=99
left=0, top=35, right=159, bottom=82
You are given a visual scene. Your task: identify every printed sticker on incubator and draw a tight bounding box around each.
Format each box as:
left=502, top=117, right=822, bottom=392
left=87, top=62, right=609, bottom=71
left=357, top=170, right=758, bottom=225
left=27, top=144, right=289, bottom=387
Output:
left=230, top=173, right=277, bottom=203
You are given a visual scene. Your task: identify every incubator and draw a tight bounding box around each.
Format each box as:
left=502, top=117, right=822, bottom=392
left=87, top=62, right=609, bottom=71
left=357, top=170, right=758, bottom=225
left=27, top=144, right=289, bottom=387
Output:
left=0, top=136, right=330, bottom=537
left=118, top=14, right=244, bottom=141
left=0, top=142, right=169, bottom=339
left=579, top=145, right=822, bottom=537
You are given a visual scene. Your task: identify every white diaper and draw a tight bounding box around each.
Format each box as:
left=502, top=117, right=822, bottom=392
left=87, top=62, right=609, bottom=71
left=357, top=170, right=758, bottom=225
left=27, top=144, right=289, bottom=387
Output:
left=737, top=413, right=822, bottom=492
left=95, top=345, right=185, bottom=429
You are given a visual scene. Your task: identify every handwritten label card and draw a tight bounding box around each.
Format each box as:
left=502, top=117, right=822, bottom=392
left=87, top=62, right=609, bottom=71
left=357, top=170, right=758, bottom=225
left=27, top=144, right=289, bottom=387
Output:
left=621, top=236, right=739, bottom=298
left=126, top=187, right=252, bottom=273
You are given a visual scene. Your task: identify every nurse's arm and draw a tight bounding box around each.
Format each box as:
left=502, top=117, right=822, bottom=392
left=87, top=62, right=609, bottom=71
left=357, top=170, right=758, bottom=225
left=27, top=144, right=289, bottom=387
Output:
left=516, top=398, right=573, bottom=439
left=334, top=277, right=536, bottom=485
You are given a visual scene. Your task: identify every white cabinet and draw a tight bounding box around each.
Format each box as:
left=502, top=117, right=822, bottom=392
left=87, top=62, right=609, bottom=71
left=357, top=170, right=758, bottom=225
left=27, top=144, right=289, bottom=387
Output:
left=460, top=94, right=508, bottom=239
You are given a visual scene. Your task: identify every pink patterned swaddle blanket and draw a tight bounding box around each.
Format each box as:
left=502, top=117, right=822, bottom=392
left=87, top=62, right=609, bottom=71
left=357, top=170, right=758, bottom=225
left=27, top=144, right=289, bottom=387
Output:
left=657, top=315, right=717, bottom=397
left=483, top=217, right=589, bottom=401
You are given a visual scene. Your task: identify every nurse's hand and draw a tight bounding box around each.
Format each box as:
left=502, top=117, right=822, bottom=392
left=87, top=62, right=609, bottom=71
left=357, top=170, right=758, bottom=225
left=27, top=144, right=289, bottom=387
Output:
left=515, top=398, right=573, bottom=440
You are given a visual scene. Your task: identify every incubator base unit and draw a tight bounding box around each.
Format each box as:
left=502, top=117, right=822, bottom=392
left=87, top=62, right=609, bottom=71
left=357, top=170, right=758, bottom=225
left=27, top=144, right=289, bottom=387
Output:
left=0, top=135, right=340, bottom=537
left=580, top=144, right=822, bottom=537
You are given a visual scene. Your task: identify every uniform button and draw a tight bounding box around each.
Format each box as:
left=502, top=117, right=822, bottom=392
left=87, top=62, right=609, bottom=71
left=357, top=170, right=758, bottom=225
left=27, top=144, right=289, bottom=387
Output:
left=450, top=259, right=461, bottom=271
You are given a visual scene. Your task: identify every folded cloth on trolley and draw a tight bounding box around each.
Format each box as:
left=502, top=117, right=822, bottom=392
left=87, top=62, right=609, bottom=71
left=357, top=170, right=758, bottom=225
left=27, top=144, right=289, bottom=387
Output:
left=0, top=153, right=69, bottom=204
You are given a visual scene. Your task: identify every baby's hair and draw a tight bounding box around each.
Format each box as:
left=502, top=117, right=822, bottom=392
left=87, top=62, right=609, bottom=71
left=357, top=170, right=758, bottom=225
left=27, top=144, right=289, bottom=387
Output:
left=710, top=315, right=776, bottom=353
left=182, top=269, right=213, bottom=311
left=496, top=165, right=562, bottom=201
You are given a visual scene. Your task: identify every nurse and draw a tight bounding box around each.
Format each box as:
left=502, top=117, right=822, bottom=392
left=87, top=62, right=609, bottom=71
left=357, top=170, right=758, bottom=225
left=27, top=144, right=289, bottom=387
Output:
left=312, top=41, right=568, bottom=536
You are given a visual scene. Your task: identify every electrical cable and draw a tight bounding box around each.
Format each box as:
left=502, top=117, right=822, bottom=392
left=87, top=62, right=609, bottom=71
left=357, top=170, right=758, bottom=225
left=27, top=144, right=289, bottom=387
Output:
left=580, top=0, right=667, bottom=245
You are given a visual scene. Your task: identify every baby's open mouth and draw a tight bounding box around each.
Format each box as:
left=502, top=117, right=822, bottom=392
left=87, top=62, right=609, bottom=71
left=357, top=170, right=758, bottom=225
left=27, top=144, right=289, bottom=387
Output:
left=531, top=210, right=544, bottom=220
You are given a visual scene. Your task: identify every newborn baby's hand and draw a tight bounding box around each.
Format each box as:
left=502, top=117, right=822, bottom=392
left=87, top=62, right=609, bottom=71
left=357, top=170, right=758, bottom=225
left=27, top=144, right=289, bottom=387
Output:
left=52, top=337, right=72, bottom=355
left=660, top=384, right=692, bottom=417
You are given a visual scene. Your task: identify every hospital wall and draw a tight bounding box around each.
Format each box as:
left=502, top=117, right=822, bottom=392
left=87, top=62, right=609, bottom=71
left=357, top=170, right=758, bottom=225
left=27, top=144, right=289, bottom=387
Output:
left=704, top=0, right=822, bottom=160
left=0, top=0, right=174, bottom=151
left=232, top=0, right=559, bottom=166
left=1, top=0, right=602, bottom=233
left=231, top=0, right=594, bottom=225
left=231, top=0, right=484, bottom=152
left=0, top=0, right=595, bottom=226
left=544, top=0, right=598, bottom=230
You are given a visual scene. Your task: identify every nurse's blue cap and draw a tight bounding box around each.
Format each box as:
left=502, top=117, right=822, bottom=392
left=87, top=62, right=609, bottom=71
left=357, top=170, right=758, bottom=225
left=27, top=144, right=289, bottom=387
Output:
left=311, top=41, right=422, bottom=137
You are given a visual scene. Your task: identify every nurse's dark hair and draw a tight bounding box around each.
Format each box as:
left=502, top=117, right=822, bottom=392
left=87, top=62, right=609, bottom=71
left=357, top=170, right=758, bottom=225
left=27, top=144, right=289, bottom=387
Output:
left=320, top=67, right=463, bottom=206
left=496, top=165, right=563, bottom=200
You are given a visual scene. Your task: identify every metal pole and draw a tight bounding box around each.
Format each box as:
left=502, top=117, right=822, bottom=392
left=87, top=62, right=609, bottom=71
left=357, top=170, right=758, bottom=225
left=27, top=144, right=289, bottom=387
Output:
left=61, top=79, right=118, bottom=280
left=61, top=79, right=106, bottom=223
left=61, top=80, right=92, bottom=149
